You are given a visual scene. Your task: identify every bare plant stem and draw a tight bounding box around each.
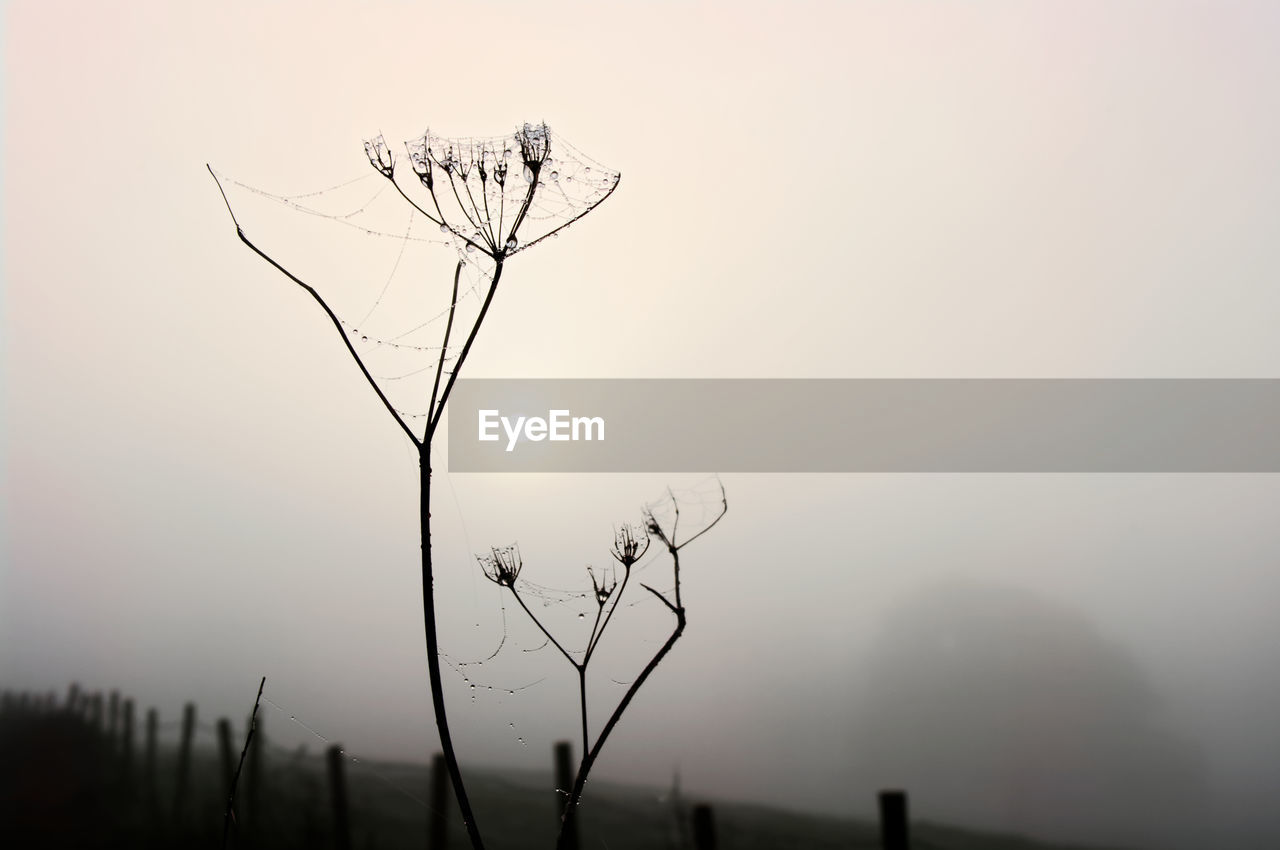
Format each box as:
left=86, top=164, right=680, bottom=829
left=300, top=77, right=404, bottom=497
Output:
left=578, top=667, right=589, bottom=763
left=555, top=581, right=686, bottom=850
left=420, top=457, right=485, bottom=850
left=222, top=676, right=266, bottom=850
left=553, top=483, right=726, bottom=850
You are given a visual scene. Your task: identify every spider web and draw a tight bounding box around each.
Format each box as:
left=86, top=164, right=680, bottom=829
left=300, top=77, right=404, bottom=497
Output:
left=213, top=135, right=724, bottom=763
left=212, top=123, right=620, bottom=432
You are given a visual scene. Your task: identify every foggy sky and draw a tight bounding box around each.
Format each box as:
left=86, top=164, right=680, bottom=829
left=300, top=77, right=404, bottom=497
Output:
left=4, top=2, right=1280, bottom=847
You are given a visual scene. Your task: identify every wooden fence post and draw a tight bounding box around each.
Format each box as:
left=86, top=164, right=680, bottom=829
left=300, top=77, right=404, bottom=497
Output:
left=108, top=690, right=120, bottom=749
left=692, top=804, right=717, bottom=850
left=121, top=699, right=135, bottom=783
left=327, top=744, right=352, bottom=850
left=173, top=702, right=196, bottom=822
left=553, top=740, right=579, bottom=850
left=217, top=718, right=235, bottom=805
left=430, top=753, right=449, bottom=849
left=878, top=789, right=909, bottom=850
left=145, top=708, right=159, bottom=815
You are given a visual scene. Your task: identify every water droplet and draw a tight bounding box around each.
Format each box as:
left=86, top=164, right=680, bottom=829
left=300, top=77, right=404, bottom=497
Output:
left=509, top=722, right=514, bottom=728
left=584, top=166, right=591, bottom=173
left=578, top=612, right=585, bottom=619
left=551, top=171, right=559, bottom=181
left=469, top=684, right=476, bottom=690
left=505, top=236, right=518, bottom=251
left=503, top=149, right=512, bottom=159
left=289, top=715, right=295, bottom=721
left=509, top=690, right=515, bottom=695
left=466, top=243, right=476, bottom=254
left=440, top=223, right=449, bottom=233
left=523, top=165, right=534, bottom=184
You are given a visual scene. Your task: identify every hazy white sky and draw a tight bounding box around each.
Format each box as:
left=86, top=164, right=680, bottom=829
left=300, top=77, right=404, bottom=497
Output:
left=4, top=2, right=1280, bottom=846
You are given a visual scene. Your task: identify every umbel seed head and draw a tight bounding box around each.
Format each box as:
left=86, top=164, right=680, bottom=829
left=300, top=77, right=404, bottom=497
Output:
left=478, top=544, right=522, bottom=587
left=588, top=565, right=617, bottom=607
left=363, top=135, right=394, bottom=178
left=611, top=524, right=649, bottom=567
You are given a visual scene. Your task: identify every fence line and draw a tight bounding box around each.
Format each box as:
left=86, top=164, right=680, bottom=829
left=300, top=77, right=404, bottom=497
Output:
left=3, top=685, right=929, bottom=849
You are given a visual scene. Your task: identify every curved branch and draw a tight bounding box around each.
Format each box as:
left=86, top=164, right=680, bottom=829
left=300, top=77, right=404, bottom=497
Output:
left=674, top=477, right=728, bottom=551
left=509, top=587, right=580, bottom=670
left=514, top=173, right=622, bottom=255
left=208, top=166, right=421, bottom=448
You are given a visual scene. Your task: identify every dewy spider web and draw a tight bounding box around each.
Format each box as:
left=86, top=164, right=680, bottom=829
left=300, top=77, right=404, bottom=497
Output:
left=211, top=123, right=619, bottom=431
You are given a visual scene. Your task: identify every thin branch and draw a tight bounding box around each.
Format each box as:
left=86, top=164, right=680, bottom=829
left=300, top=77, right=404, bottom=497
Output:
left=462, top=176, right=496, bottom=249
left=640, top=583, right=679, bottom=615
left=444, top=168, right=488, bottom=248
left=509, top=586, right=580, bottom=670
left=429, top=262, right=463, bottom=424
left=387, top=176, right=444, bottom=228
left=222, top=676, right=265, bottom=850
left=427, top=260, right=505, bottom=439
left=388, top=178, right=491, bottom=258
left=586, top=567, right=632, bottom=662
left=673, top=478, right=729, bottom=551
left=668, top=487, right=680, bottom=548
left=514, top=174, right=622, bottom=256
left=208, top=166, right=421, bottom=448
left=505, top=175, right=540, bottom=244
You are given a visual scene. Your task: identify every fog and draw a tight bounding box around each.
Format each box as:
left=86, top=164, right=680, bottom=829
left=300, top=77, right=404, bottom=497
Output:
left=5, top=2, right=1280, bottom=848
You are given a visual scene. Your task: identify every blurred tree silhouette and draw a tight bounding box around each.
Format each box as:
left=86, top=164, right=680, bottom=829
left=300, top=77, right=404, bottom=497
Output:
left=851, top=579, right=1209, bottom=849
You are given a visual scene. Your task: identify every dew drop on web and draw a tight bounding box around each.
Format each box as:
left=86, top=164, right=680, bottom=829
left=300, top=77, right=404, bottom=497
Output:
left=523, top=165, right=535, bottom=184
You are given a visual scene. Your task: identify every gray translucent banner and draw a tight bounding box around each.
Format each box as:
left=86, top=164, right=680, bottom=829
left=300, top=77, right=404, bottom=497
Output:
left=446, top=379, right=1280, bottom=472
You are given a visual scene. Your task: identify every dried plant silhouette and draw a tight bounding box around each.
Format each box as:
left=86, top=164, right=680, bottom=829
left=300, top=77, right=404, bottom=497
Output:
left=210, top=124, right=723, bottom=850
left=479, top=483, right=727, bottom=849
left=222, top=676, right=265, bottom=849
